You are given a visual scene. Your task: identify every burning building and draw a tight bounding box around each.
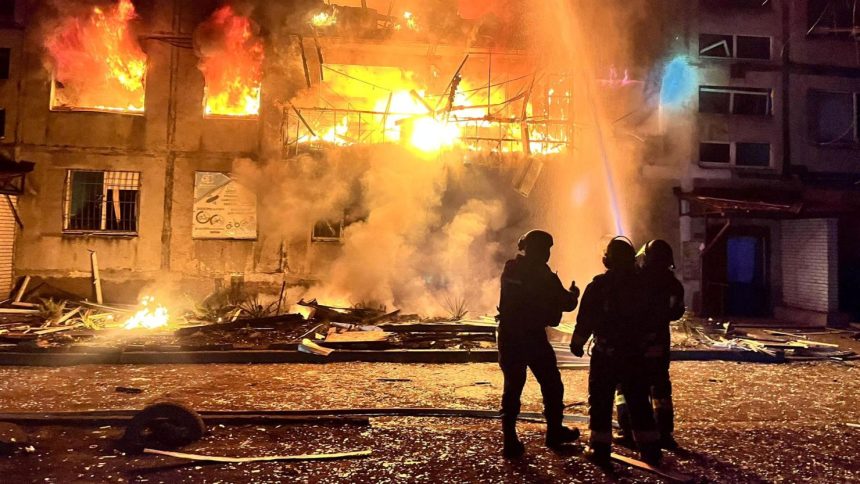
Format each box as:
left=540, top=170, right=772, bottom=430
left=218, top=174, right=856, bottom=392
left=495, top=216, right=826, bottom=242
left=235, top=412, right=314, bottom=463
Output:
left=0, top=0, right=855, bottom=325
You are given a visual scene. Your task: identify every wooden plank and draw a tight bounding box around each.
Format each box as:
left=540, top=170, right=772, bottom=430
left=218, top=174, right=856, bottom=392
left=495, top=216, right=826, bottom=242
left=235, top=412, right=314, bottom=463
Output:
left=0, top=308, right=40, bottom=314
left=143, top=448, right=372, bottom=463
left=610, top=452, right=694, bottom=483
left=378, top=322, right=497, bottom=333
left=298, top=338, right=334, bottom=356
left=53, top=307, right=80, bottom=325
left=10, top=302, right=38, bottom=308
left=325, top=331, right=393, bottom=343
left=90, top=252, right=103, bottom=304
left=13, top=275, right=30, bottom=303
left=33, top=324, right=82, bottom=336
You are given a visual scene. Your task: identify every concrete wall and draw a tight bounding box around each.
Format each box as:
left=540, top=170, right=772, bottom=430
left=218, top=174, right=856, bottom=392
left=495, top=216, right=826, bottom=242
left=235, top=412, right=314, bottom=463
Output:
left=2, top=1, right=522, bottom=302
left=691, top=2, right=784, bottom=176
left=780, top=218, right=839, bottom=313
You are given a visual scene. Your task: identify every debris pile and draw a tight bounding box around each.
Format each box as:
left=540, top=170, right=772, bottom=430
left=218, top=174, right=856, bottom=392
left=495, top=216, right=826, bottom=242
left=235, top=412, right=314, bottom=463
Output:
left=0, top=276, right=499, bottom=354
left=674, top=317, right=859, bottom=362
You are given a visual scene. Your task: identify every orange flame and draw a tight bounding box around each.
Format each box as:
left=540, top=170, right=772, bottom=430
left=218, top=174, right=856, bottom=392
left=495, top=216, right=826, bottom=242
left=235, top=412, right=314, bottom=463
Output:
left=123, top=296, right=169, bottom=330
left=291, top=65, right=570, bottom=156
left=45, top=0, right=147, bottom=113
left=197, top=6, right=264, bottom=117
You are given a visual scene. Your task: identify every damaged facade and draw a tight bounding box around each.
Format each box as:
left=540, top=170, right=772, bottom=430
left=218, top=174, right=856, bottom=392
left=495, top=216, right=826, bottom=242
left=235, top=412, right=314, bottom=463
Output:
left=674, top=0, right=860, bottom=325
left=0, top=0, right=581, bottom=312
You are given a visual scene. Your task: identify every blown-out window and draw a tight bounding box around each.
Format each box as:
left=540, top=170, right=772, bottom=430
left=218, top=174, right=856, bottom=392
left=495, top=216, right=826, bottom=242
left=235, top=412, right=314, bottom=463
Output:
left=63, top=170, right=140, bottom=234
left=312, top=219, right=343, bottom=242
left=699, top=142, right=771, bottom=168
left=699, top=34, right=771, bottom=60
left=699, top=86, right=772, bottom=116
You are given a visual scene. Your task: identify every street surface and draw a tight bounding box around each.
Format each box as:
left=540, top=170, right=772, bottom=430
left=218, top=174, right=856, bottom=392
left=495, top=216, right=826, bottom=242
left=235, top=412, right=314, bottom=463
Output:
left=0, top=361, right=857, bottom=482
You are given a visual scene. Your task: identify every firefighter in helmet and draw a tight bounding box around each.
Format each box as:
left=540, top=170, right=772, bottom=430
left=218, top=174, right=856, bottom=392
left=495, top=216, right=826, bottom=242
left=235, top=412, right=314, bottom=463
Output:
left=615, top=240, right=685, bottom=449
left=570, top=237, right=662, bottom=466
left=497, top=230, right=581, bottom=458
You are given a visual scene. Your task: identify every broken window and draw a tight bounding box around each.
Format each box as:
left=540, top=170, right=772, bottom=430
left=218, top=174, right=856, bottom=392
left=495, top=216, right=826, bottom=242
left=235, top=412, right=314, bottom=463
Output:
left=807, top=0, right=858, bottom=38
left=63, top=170, right=140, bottom=233
left=735, top=36, right=771, bottom=59
left=699, top=34, right=734, bottom=58
left=45, top=0, right=147, bottom=114
left=809, top=90, right=857, bottom=145
left=0, top=48, right=10, bottom=80
left=699, top=89, right=732, bottom=113
left=700, top=34, right=771, bottom=60
left=700, top=141, right=771, bottom=167
left=700, top=142, right=731, bottom=163
left=699, top=86, right=772, bottom=116
left=312, top=219, right=344, bottom=242
left=735, top=142, right=771, bottom=166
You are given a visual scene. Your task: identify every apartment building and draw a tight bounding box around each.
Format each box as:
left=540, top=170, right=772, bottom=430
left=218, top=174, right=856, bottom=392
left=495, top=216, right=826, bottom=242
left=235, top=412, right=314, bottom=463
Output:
left=676, top=0, right=860, bottom=325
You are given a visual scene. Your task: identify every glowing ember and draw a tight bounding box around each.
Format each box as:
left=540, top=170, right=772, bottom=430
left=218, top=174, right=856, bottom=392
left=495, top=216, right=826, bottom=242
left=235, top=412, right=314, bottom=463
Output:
left=196, top=6, right=264, bottom=117
left=124, top=296, right=169, bottom=330
left=44, top=0, right=147, bottom=113
left=403, top=12, right=419, bottom=31
left=311, top=10, right=337, bottom=27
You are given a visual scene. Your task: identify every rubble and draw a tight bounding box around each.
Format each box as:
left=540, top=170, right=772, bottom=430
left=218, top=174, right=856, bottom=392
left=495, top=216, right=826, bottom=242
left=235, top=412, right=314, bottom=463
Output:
left=0, top=278, right=856, bottom=366
left=670, top=316, right=859, bottom=362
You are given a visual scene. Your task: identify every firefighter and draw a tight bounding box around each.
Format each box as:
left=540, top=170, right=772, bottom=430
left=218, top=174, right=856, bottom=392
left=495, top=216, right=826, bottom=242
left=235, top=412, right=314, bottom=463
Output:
left=497, top=230, right=581, bottom=458
left=640, top=239, right=685, bottom=449
left=614, top=240, right=685, bottom=449
left=570, top=237, right=662, bottom=467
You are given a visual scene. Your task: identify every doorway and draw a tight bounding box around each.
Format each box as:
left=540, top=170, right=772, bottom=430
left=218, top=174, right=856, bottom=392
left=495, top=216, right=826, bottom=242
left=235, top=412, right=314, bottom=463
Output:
left=703, top=223, right=770, bottom=317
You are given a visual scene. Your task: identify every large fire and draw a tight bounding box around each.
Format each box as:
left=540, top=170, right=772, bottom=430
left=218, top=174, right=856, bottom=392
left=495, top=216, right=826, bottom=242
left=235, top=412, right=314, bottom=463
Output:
left=196, top=6, right=264, bottom=117
left=45, top=0, right=147, bottom=113
left=289, top=64, right=570, bottom=156
left=124, top=296, right=169, bottom=330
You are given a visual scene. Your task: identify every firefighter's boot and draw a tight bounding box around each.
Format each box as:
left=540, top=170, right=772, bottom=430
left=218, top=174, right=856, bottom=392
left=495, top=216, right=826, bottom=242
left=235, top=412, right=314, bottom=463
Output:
left=639, top=443, right=663, bottom=467
left=614, top=392, right=635, bottom=447
left=502, top=420, right=525, bottom=458
left=653, top=397, right=678, bottom=450
left=545, top=425, right=580, bottom=449
left=584, top=443, right=612, bottom=468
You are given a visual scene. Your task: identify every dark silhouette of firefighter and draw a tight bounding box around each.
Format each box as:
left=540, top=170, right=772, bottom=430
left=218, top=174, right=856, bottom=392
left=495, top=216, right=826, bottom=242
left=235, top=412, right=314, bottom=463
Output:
left=570, top=237, right=662, bottom=466
left=616, top=240, right=685, bottom=449
left=497, top=230, right=581, bottom=458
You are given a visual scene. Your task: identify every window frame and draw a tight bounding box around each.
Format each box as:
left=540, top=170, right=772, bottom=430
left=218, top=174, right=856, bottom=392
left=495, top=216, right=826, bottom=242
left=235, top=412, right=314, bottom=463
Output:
left=699, top=33, right=772, bottom=60
left=699, top=141, right=773, bottom=169
left=699, top=86, right=773, bottom=116
left=311, top=218, right=344, bottom=243
left=806, top=0, right=857, bottom=38
left=808, top=89, right=859, bottom=147
left=62, top=169, right=141, bottom=236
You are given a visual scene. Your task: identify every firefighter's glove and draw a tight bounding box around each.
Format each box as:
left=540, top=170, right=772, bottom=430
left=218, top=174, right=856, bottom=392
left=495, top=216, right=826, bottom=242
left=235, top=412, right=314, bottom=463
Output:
left=569, top=281, right=580, bottom=299
left=570, top=343, right=585, bottom=358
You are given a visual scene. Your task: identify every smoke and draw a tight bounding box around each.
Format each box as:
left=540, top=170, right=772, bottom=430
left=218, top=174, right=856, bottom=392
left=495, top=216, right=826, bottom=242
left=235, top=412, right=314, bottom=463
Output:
left=235, top=146, right=514, bottom=316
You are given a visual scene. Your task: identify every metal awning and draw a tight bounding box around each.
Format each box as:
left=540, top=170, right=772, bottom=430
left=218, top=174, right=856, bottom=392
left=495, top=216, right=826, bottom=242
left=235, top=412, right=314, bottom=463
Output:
left=674, top=187, right=860, bottom=219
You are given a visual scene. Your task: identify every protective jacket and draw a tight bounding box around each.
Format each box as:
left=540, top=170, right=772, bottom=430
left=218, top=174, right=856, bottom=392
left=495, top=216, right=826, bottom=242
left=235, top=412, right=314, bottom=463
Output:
left=572, top=268, right=649, bottom=351
left=497, top=255, right=578, bottom=336
left=641, top=268, right=685, bottom=350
